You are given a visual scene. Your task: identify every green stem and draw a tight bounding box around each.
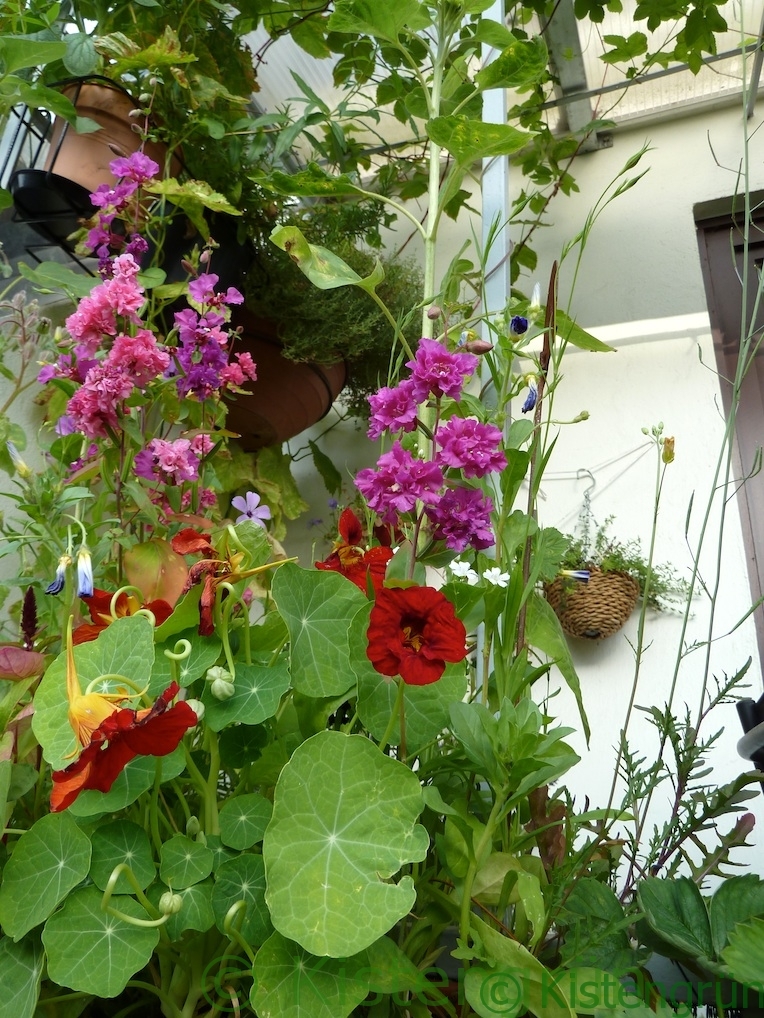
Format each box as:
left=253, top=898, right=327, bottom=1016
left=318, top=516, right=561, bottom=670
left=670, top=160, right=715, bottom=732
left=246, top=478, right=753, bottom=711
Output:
left=459, top=788, right=508, bottom=945
left=378, top=679, right=406, bottom=752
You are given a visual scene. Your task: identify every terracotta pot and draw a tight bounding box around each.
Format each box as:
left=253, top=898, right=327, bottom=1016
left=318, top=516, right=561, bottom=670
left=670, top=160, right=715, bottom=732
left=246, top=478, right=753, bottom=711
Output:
left=8, top=78, right=181, bottom=248
left=225, top=310, right=347, bottom=450
left=46, top=78, right=181, bottom=193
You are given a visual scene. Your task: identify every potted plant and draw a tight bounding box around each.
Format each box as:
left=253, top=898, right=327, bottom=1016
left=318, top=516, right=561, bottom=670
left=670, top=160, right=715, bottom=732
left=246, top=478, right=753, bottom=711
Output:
left=0, top=1, right=761, bottom=1017
left=544, top=494, right=691, bottom=640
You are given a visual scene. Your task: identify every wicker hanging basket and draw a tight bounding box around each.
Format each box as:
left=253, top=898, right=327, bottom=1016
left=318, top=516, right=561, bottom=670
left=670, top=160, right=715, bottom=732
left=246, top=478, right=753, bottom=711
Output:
left=544, top=566, right=640, bottom=640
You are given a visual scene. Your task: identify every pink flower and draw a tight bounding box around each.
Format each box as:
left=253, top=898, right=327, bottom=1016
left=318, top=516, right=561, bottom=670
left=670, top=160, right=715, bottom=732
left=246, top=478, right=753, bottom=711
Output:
left=188, top=273, right=244, bottom=308
left=107, top=329, right=170, bottom=387
left=66, top=364, right=134, bottom=438
left=426, top=487, right=494, bottom=552
left=407, top=338, right=478, bottom=403
left=134, top=438, right=200, bottom=484
left=234, top=351, right=257, bottom=380
left=435, top=417, right=506, bottom=478
left=190, top=434, right=214, bottom=457
left=110, top=152, right=159, bottom=184
left=367, top=379, right=419, bottom=440
left=66, top=292, right=118, bottom=354
left=355, top=441, right=444, bottom=524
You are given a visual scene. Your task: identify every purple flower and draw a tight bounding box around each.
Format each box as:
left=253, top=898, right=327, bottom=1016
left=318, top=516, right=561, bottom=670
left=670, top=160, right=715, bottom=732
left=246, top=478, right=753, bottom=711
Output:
left=232, top=491, right=271, bottom=527
left=46, top=554, right=71, bottom=595
left=406, top=339, right=478, bottom=403
left=435, top=417, right=506, bottom=478
left=355, top=441, right=444, bottom=524
left=76, top=546, right=94, bottom=597
left=188, top=273, right=244, bottom=308
left=367, top=379, right=419, bottom=440
left=54, top=415, right=77, bottom=436
left=427, top=487, right=494, bottom=552
left=510, top=315, right=529, bottom=337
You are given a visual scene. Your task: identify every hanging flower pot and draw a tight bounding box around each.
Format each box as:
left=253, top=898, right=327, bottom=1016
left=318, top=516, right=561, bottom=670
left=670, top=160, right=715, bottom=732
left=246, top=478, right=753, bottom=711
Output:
left=544, top=567, right=640, bottom=640
left=8, top=77, right=180, bottom=248
left=224, top=309, right=347, bottom=451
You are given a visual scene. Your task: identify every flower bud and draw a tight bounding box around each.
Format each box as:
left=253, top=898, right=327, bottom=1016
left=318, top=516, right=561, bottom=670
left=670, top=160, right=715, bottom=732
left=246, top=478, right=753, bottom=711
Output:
left=509, top=315, right=529, bottom=338
left=572, top=411, right=590, bottom=423
left=662, top=436, right=675, bottom=463
left=464, top=339, right=493, bottom=355
left=427, top=305, right=442, bottom=320
left=186, top=815, right=201, bottom=837
left=206, top=665, right=232, bottom=684
left=159, top=891, right=183, bottom=915
left=211, top=677, right=236, bottom=701
left=7, top=442, right=32, bottom=479
left=185, top=698, right=204, bottom=722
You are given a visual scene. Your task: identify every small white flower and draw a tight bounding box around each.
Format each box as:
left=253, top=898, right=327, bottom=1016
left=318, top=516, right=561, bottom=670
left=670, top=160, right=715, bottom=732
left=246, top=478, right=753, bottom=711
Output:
left=465, top=570, right=479, bottom=586
left=450, top=560, right=472, bottom=578
left=484, top=567, right=510, bottom=587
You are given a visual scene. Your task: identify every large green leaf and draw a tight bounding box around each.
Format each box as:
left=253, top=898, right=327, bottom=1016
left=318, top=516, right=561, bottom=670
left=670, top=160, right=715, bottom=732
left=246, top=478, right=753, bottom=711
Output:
left=470, top=917, right=575, bottom=1018
left=32, top=615, right=156, bottom=770
left=270, top=225, right=384, bottom=295
left=475, top=37, right=549, bottom=91
left=427, top=116, right=529, bottom=166
left=272, top=565, right=365, bottom=698
left=252, top=931, right=370, bottom=1018
left=0, top=813, right=91, bottom=941
left=559, top=878, right=643, bottom=973
left=721, top=916, right=764, bottom=987
left=637, top=877, right=714, bottom=963
left=0, top=934, right=43, bottom=1018
left=148, top=879, right=215, bottom=940
left=262, top=163, right=366, bottom=199
left=43, top=887, right=159, bottom=997
left=151, top=629, right=222, bottom=694
left=0, top=38, right=67, bottom=74
left=351, top=603, right=467, bottom=752
left=708, top=874, right=764, bottom=958
left=328, top=0, right=432, bottom=42
left=201, top=660, right=291, bottom=730
left=263, top=730, right=429, bottom=957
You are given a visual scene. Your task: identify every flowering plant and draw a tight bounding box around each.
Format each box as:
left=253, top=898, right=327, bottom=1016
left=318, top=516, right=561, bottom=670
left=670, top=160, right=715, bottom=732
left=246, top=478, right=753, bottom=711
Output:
left=2, top=1, right=764, bottom=1016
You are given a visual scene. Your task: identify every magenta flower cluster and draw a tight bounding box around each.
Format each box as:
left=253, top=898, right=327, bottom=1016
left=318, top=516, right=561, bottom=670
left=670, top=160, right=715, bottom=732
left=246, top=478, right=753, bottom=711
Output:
left=37, top=152, right=259, bottom=506
left=356, top=338, right=506, bottom=552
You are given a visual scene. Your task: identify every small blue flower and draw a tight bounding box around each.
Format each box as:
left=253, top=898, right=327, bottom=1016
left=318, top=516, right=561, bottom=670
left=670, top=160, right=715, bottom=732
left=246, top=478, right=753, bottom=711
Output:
left=560, top=569, right=590, bottom=582
left=46, top=554, right=72, bottom=595
left=327, top=498, right=339, bottom=510
left=510, top=315, right=529, bottom=338
left=521, top=379, right=538, bottom=414
left=76, top=546, right=94, bottom=597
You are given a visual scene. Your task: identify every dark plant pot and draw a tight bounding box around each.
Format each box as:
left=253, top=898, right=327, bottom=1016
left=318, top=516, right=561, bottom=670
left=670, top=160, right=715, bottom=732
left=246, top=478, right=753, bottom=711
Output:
left=544, top=567, right=639, bottom=640
left=225, top=310, right=347, bottom=450
left=8, top=77, right=181, bottom=249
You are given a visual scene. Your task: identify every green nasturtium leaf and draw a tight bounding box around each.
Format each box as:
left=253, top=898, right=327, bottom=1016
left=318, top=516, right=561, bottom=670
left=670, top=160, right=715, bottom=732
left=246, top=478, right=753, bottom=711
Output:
left=43, top=887, right=159, bottom=997
left=211, top=854, right=272, bottom=946
left=272, top=565, right=365, bottom=698
left=32, top=615, right=156, bottom=770
left=263, top=730, right=429, bottom=957
left=0, top=934, right=44, bottom=1018
left=0, top=813, right=91, bottom=941
left=90, top=820, right=155, bottom=893
left=219, top=793, right=273, bottom=849
left=160, top=834, right=214, bottom=888
left=252, top=931, right=370, bottom=1018
left=201, top=661, right=291, bottom=730
left=351, top=603, right=467, bottom=752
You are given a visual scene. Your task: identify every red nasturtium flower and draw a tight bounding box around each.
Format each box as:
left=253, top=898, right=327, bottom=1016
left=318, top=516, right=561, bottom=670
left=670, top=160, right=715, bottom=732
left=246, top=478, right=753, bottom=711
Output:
left=366, top=585, right=468, bottom=686
left=73, top=588, right=174, bottom=645
left=51, top=682, right=197, bottom=812
left=316, top=509, right=392, bottom=595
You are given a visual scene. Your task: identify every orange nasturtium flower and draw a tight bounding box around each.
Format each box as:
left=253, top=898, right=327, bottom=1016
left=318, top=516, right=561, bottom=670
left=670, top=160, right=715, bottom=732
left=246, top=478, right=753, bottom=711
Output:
left=65, top=617, right=130, bottom=752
